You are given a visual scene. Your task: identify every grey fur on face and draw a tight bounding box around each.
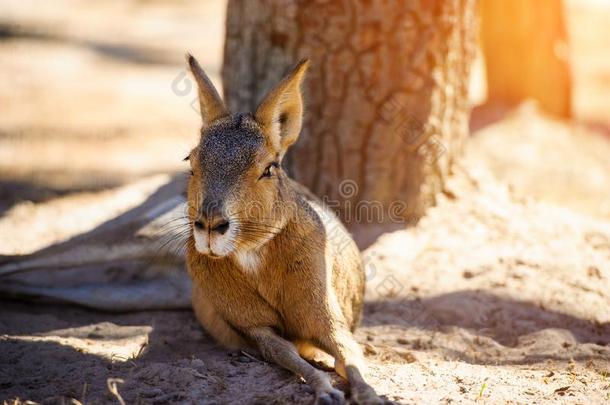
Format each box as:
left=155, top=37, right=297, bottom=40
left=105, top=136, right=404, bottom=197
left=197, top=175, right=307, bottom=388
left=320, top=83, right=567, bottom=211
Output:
left=198, top=113, right=264, bottom=202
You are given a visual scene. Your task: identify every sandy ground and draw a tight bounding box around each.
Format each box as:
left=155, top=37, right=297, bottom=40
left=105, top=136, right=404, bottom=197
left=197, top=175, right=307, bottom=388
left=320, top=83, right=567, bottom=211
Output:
left=1, top=137, right=610, bottom=404
left=1, top=1, right=610, bottom=404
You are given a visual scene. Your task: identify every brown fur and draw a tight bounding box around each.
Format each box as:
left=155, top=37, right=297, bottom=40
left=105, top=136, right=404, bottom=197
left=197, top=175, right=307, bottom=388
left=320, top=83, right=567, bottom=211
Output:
left=184, top=54, right=385, bottom=405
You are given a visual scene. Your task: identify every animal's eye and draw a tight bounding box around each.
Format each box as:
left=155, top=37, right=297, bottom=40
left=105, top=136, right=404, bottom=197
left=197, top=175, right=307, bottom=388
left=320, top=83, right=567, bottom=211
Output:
left=190, top=170, right=194, bottom=176
left=261, top=162, right=278, bottom=179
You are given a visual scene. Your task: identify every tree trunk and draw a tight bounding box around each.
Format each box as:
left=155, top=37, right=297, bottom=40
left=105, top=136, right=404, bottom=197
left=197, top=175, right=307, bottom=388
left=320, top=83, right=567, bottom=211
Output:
left=223, top=0, right=477, bottom=246
left=480, top=0, right=572, bottom=118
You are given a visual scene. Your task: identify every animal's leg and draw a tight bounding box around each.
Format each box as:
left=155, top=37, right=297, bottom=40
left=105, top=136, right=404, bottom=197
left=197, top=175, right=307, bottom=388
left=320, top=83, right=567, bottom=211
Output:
left=318, top=328, right=385, bottom=405
left=248, top=327, right=344, bottom=405
left=293, top=339, right=335, bottom=370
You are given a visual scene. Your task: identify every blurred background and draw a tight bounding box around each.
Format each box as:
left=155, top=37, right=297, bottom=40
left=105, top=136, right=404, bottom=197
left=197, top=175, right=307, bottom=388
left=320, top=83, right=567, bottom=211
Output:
left=0, top=0, right=609, bottom=254
left=0, top=0, right=224, bottom=220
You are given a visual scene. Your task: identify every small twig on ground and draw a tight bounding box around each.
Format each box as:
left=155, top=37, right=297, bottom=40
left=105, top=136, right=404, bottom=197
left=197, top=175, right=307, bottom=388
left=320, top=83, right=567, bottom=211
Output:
left=107, top=378, right=126, bottom=405
left=80, top=382, right=88, bottom=404
left=240, top=350, right=262, bottom=362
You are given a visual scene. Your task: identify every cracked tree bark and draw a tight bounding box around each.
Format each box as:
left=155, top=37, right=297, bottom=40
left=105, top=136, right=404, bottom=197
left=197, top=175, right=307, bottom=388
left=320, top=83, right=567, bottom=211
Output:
left=223, top=0, right=477, bottom=246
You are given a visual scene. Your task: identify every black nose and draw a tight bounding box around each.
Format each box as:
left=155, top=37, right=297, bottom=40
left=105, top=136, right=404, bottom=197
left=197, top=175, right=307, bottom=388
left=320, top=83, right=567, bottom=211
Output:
left=210, top=219, right=230, bottom=235
left=194, top=217, right=230, bottom=235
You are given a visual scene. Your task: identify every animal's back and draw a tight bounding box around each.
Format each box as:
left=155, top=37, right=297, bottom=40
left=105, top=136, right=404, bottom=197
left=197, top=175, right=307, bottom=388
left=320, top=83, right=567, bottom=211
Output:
left=289, top=179, right=365, bottom=331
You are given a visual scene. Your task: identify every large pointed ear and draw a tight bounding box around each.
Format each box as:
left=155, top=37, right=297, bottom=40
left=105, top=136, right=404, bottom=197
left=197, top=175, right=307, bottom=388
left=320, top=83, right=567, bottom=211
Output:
left=187, top=53, right=228, bottom=126
left=255, top=60, right=309, bottom=156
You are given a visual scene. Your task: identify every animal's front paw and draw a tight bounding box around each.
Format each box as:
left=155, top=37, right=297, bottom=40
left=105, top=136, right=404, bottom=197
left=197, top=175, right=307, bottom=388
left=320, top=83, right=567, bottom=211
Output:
left=315, top=387, right=345, bottom=405
left=350, top=384, right=389, bottom=405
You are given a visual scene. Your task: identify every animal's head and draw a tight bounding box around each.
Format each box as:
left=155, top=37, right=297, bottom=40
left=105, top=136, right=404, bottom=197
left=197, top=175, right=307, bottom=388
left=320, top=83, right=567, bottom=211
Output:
left=185, top=54, right=308, bottom=258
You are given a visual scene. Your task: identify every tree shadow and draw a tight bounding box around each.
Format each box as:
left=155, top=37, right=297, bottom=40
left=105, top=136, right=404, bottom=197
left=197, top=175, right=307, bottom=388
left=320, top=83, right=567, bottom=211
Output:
left=0, top=300, right=314, bottom=404
left=363, top=289, right=609, bottom=365
left=365, top=290, right=609, bottom=345
left=2, top=287, right=608, bottom=403
left=0, top=176, right=140, bottom=220
left=0, top=174, right=191, bottom=312
left=0, top=22, right=176, bottom=66
left=0, top=180, right=76, bottom=219
left=0, top=174, right=186, bottom=266
left=0, top=300, right=209, bottom=403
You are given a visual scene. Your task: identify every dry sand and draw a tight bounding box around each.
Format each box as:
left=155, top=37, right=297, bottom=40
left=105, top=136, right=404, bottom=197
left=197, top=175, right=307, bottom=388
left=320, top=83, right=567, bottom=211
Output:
left=2, top=112, right=610, bottom=404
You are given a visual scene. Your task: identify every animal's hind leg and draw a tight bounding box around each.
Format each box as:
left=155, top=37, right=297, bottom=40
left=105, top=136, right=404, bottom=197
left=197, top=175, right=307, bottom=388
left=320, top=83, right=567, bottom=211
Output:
left=293, top=339, right=335, bottom=371
left=318, top=327, right=385, bottom=405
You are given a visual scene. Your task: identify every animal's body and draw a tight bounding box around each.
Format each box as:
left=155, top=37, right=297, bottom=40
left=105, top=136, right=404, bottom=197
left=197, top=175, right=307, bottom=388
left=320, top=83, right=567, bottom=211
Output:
left=188, top=182, right=364, bottom=348
left=184, top=54, right=384, bottom=404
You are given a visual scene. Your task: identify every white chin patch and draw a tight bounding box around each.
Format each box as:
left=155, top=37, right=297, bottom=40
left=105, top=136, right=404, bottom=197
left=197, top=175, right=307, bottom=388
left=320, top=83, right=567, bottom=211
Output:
left=233, top=250, right=261, bottom=273
left=193, top=225, right=236, bottom=257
